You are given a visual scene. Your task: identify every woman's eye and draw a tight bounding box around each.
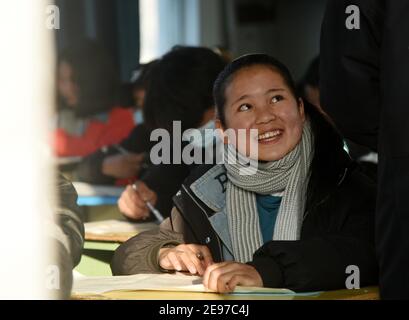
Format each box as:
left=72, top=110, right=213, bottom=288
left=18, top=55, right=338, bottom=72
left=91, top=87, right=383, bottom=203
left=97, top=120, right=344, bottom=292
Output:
left=271, top=95, right=283, bottom=104
left=238, top=104, right=251, bottom=111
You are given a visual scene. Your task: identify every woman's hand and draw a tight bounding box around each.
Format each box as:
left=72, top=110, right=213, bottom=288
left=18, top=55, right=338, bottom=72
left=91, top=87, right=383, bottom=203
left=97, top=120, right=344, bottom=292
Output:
left=203, top=261, right=263, bottom=293
left=102, top=153, right=144, bottom=179
left=118, top=181, right=157, bottom=220
left=159, top=244, right=213, bottom=276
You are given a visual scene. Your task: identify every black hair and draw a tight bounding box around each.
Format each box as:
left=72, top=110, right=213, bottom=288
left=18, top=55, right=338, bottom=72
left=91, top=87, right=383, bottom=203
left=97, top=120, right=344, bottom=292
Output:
left=143, top=46, right=227, bottom=132
left=58, top=38, right=120, bottom=118
left=213, top=53, right=351, bottom=211
left=131, top=59, right=159, bottom=91
left=118, top=60, right=160, bottom=107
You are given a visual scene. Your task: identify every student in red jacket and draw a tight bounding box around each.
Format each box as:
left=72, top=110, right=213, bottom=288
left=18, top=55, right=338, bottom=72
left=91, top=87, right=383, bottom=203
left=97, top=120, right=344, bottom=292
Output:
left=54, top=39, right=135, bottom=157
left=73, top=60, right=159, bottom=186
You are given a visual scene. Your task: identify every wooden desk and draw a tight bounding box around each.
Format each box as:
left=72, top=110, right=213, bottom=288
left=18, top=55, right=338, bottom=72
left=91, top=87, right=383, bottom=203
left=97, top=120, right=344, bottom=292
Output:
left=73, top=286, right=379, bottom=300
left=75, top=220, right=159, bottom=276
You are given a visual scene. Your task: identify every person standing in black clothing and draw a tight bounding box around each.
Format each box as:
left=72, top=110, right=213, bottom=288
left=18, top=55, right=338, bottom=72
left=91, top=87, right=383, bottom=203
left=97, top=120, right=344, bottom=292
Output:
left=320, top=0, right=409, bottom=299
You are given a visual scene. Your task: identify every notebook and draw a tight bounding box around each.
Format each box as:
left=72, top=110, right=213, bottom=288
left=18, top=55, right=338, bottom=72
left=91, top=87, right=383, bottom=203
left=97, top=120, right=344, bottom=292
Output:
left=72, top=273, right=295, bottom=295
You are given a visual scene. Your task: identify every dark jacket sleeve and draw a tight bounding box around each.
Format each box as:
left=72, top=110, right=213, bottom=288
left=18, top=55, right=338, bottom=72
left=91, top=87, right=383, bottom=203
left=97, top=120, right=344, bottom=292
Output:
left=139, top=142, right=201, bottom=218
left=141, top=163, right=191, bottom=218
left=321, top=0, right=409, bottom=157
left=74, top=148, right=116, bottom=184
left=111, top=208, right=185, bottom=275
left=56, top=174, right=85, bottom=267
left=248, top=171, right=378, bottom=292
left=320, top=0, right=384, bottom=151
left=47, top=174, right=85, bottom=298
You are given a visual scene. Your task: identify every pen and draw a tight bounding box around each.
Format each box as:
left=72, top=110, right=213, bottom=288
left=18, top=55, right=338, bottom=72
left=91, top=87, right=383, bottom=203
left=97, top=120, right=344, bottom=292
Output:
left=132, top=182, right=164, bottom=223
left=113, top=144, right=130, bottom=155
left=114, top=146, right=148, bottom=170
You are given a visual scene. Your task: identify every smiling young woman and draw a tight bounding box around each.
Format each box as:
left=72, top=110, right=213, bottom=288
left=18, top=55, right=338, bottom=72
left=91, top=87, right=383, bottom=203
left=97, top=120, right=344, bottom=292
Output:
left=111, top=54, right=378, bottom=293
left=217, top=64, right=305, bottom=162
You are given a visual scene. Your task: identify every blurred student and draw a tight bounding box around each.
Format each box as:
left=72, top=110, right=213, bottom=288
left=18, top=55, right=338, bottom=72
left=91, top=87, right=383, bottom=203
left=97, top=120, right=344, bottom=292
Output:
left=48, top=174, right=84, bottom=299
left=112, top=54, right=378, bottom=292
left=54, top=38, right=135, bottom=157
left=117, top=46, right=226, bottom=221
left=74, top=61, right=158, bottom=185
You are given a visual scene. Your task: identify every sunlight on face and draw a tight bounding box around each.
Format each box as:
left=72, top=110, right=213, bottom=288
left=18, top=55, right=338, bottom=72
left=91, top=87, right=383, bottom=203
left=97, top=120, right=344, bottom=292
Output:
left=222, top=65, right=305, bottom=161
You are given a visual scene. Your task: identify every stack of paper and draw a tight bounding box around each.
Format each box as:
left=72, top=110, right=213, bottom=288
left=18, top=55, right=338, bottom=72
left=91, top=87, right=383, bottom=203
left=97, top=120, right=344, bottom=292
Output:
left=72, top=273, right=294, bottom=295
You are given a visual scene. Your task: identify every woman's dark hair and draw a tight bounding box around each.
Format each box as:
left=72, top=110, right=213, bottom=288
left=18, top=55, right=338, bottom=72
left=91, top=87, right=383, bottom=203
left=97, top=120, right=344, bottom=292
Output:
left=58, top=38, right=120, bottom=118
left=213, top=53, right=352, bottom=211
left=143, top=46, right=227, bottom=132
left=118, top=60, right=159, bottom=107
left=131, top=59, right=159, bottom=91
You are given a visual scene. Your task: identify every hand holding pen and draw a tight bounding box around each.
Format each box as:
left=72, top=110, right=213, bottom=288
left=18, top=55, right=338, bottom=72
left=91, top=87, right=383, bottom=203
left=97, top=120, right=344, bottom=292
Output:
left=102, top=144, right=145, bottom=179
left=118, top=181, right=163, bottom=222
left=132, top=182, right=164, bottom=223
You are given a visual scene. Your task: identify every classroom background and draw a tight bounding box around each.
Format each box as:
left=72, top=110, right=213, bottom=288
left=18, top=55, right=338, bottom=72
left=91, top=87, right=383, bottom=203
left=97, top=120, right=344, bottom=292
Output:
left=0, top=0, right=381, bottom=300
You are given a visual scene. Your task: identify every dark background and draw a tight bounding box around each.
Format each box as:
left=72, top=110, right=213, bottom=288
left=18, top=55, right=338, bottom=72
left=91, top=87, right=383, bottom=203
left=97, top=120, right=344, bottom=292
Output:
left=54, top=0, right=140, bottom=82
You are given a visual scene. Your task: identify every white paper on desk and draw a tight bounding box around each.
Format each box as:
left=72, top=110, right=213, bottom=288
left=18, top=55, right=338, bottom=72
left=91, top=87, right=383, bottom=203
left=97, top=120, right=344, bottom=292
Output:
left=56, top=156, right=83, bottom=165
left=72, top=182, right=125, bottom=197
left=85, top=220, right=158, bottom=235
left=72, top=273, right=294, bottom=295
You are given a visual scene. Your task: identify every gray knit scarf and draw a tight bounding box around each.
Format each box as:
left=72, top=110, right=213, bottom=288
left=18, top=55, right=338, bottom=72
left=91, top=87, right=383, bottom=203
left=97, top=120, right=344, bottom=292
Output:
left=224, top=120, right=314, bottom=263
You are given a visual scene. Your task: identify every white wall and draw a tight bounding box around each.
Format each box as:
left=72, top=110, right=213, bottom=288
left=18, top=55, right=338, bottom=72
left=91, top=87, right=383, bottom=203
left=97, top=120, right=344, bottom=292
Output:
left=140, top=0, right=201, bottom=63
left=140, top=0, right=327, bottom=80
left=199, top=0, right=225, bottom=48
left=0, top=0, right=55, bottom=299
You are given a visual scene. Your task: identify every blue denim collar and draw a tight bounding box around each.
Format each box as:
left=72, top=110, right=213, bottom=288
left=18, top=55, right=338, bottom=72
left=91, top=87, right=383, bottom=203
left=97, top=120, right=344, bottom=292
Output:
left=190, top=165, right=227, bottom=212
left=190, top=165, right=234, bottom=256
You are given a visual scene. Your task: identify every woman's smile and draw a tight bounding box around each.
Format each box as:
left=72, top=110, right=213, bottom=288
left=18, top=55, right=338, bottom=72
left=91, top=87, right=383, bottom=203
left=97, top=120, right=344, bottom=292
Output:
left=257, top=129, right=284, bottom=145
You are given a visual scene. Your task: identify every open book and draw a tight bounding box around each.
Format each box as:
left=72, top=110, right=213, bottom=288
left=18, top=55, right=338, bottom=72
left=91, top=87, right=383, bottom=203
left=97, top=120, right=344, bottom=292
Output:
left=72, top=273, right=294, bottom=295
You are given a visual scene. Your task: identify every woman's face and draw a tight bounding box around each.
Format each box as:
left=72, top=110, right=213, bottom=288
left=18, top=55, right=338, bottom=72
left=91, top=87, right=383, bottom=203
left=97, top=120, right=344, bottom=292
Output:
left=220, top=65, right=305, bottom=162
left=58, top=61, right=79, bottom=107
